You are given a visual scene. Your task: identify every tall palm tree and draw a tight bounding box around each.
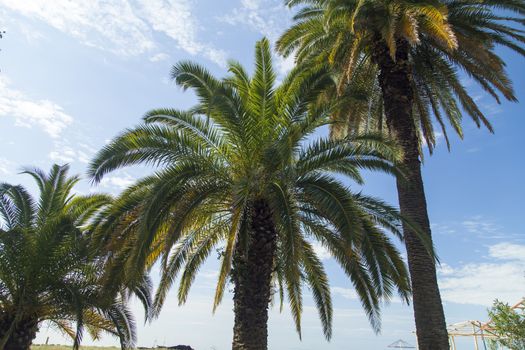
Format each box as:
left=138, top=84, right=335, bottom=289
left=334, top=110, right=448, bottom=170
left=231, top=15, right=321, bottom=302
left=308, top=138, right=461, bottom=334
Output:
left=0, top=164, right=151, bottom=350
left=277, top=1, right=525, bottom=348
left=88, top=39, right=430, bottom=350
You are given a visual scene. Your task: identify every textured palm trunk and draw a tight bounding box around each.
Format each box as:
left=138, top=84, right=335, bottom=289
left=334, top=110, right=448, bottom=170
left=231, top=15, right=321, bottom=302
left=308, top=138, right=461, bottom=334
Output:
left=231, top=200, right=277, bottom=350
left=0, top=315, right=38, bottom=350
left=372, top=39, right=450, bottom=350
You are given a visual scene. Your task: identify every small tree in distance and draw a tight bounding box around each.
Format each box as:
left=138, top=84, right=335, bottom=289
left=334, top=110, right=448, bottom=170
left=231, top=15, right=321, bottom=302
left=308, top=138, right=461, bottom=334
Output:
left=488, top=299, right=525, bottom=350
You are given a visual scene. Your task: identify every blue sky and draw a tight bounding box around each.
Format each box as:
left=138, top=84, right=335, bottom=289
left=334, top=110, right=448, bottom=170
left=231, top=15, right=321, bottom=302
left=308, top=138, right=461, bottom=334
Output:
left=0, top=1, right=524, bottom=349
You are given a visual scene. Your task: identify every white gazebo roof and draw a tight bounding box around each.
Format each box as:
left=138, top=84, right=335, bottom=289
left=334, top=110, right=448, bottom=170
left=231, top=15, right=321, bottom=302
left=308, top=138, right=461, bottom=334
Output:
left=388, top=339, right=416, bottom=348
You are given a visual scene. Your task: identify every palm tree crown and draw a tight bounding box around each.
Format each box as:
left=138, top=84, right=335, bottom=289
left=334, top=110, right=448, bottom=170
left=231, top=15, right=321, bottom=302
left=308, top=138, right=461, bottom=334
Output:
left=278, top=1, right=524, bottom=349
left=0, top=164, right=149, bottom=350
left=278, top=0, right=525, bottom=151
left=88, top=38, right=423, bottom=348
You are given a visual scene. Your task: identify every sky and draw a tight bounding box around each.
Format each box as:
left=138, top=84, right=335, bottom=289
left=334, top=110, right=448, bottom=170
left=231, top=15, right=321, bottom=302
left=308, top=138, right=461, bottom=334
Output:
left=0, top=1, right=524, bottom=349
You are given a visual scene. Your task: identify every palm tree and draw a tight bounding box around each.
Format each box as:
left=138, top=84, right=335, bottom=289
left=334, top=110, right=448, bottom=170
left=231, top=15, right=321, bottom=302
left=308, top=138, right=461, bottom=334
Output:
left=0, top=164, right=151, bottom=350
left=88, top=39, right=429, bottom=350
left=277, top=1, right=525, bottom=348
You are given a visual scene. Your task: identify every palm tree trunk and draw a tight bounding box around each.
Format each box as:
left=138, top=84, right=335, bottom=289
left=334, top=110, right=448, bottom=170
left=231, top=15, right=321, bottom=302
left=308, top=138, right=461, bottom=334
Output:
left=0, top=315, right=38, bottom=350
left=231, top=199, right=277, bottom=350
left=372, top=39, right=450, bottom=350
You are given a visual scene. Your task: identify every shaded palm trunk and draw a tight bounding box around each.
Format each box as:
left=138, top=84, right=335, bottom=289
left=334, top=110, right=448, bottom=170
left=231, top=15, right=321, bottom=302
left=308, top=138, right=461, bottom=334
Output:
left=0, top=315, right=38, bottom=350
left=231, top=200, right=277, bottom=350
left=372, top=39, right=449, bottom=350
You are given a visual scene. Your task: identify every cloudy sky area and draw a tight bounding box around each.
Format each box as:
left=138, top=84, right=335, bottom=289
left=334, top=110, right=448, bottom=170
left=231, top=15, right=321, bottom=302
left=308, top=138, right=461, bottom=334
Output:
left=0, top=1, right=524, bottom=349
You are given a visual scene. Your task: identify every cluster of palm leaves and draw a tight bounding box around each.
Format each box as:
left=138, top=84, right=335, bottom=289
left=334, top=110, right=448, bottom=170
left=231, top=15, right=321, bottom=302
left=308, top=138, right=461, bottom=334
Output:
left=1, top=1, right=523, bottom=350
left=0, top=165, right=152, bottom=349
left=278, top=1, right=524, bottom=348
left=85, top=38, right=437, bottom=350
left=278, top=0, right=524, bottom=150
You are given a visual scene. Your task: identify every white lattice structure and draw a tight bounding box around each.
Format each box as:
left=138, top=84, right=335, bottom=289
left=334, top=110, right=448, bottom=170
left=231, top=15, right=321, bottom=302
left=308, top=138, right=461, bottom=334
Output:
left=446, top=298, right=525, bottom=350
left=447, top=320, right=499, bottom=350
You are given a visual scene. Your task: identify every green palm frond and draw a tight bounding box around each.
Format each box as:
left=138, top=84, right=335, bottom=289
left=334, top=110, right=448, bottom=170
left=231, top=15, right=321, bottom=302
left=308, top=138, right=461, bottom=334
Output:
left=0, top=165, right=149, bottom=349
left=278, top=0, right=524, bottom=154
left=88, top=39, right=423, bottom=340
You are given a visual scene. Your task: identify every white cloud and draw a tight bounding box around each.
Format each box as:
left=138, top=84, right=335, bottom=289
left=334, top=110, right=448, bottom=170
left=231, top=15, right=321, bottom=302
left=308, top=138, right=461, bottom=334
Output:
left=220, top=0, right=294, bottom=74
left=150, top=52, right=170, bottom=62
left=312, top=242, right=332, bottom=261
left=100, top=173, right=135, bottom=190
left=0, top=0, right=154, bottom=56
left=0, top=158, right=13, bottom=175
left=48, top=141, right=95, bottom=165
left=0, top=76, right=73, bottom=138
left=461, top=215, right=506, bottom=239
left=220, top=0, right=290, bottom=40
left=438, top=263, right=455, bottom=276
left=49, top=146, right=76, bottom=163
left=138, top=0, right=227, bottom=66
left=332, top=287, right=359, bottom=300
left=438, top=242, right=525, bottom=306
left=48, top=147, right=91, bottom=165
left=421, top=130, right=444, bottom=149
left=431, top=223, right=457, bottom=236
left=489, top=242, right=525, bottom=262
left=17, top=22, right=45, bottom=44
left=433, top=216, right=515, bottom=241
left=0, top=0, right=226, bottom=65
left=472, top=93, right=503, bottom=116
left=462, top=216, right=498, bottom=234
left=275, top=54, right=295, bottom=75
left=332, top=286, right=403, bottom=304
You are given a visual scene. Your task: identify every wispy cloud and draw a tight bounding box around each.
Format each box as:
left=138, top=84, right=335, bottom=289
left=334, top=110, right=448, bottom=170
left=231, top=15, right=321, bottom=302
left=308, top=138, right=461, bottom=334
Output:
left=332, top=286, right=403, bottom=304
left=466, top=147, right=480, bottom=153
left=138, top=0, right=227, bottom=66
left=461, top=215, right=506, bottom=240
left=99, top=173, right=135, bottom=190
left=332, top=287, right=359, bottom=300
left=219, top=0, right=290, bottom=40
left=472, top=93, right=503, bottom=116
left=275, top=54, right=296, bottom=76
left=0, top=0, right=154, bottom=56
left=0, top=158, right=13, bottom=175
left=312, top=242, right=332, bottom=261
left=433, top=216, right=517, bottom=241
left=219, top=0, right=294, bottom=74
left=48, top=147, right=77, bottom=164
left=149, top=52, right=170, bottom=62
left=489, top=242, right=525, bottom=262
left=47, top=140, right=97, bottom=165
left=0, top=0, right=226, bottom=65
left=421, top=130, right=444, bottom=149
left=438, top=242, right=525, bottom=306
left=0, top=76, right=73, bottom=138
left=431, top=222, right=457, bottom=236
left=17, top=22, right=46, bottom=44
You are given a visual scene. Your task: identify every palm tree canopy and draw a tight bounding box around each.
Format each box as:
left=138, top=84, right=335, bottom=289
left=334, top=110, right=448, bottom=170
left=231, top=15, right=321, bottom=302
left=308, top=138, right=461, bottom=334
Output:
left=277, top=0, right=525, bottom=152
left=0, top=164, right=151, bottom=349
left=89, top=38, right=429, bottom=338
